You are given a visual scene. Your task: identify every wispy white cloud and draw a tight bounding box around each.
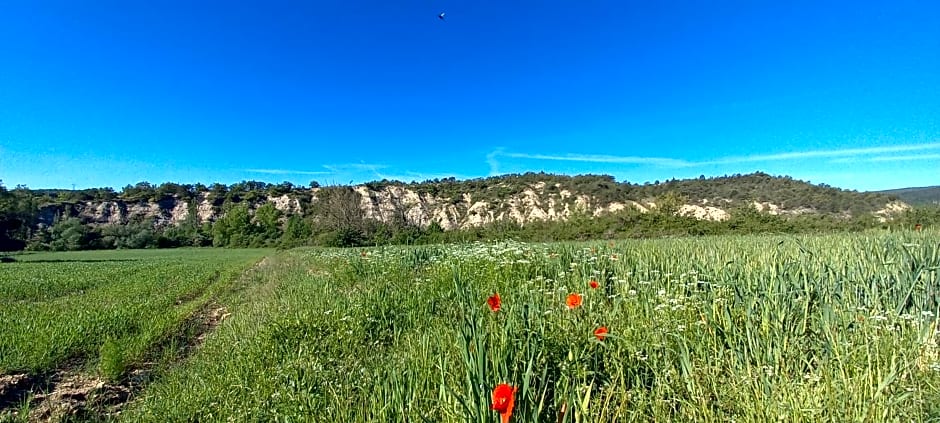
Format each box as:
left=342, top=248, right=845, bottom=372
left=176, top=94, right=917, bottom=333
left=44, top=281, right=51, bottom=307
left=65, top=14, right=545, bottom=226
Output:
left=245, top=168, right=330, bottom=175
left=829, top=153, right=940, bottom=164
left=866, top=153, right=940, bottom=162
left=491, top=142, right=940, bottom=169
left=322, top=163, right=388, bottom=173
left=486, top=149, right=503, bottom=176
left=503, top=152, right=690, bottom=167
left=701, top=142, right=940, bottom=165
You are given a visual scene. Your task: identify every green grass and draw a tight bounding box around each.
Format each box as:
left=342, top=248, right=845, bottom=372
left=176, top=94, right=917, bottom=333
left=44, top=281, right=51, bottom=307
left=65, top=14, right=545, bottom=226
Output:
left=2, top=233, right=937, bottom=421
left=0, top=248, right=267, bottom=379
left=114, top=230, right=940, bottom=422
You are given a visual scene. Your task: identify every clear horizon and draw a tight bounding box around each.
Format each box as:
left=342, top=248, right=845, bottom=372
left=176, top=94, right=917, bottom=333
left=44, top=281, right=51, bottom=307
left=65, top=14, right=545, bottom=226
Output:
left=2, top=1, right=938, bottom=192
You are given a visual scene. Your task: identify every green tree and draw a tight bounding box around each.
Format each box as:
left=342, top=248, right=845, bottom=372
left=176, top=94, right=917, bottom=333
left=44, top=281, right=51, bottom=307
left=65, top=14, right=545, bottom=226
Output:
left=0, top=183, right=23, bottom=251
left=161, top=201, right=210, bottom=247
left=121, top=181, right=156, bottom=201
left=280, top=215, right=312, bottom=248
left=50, top=217, right=93, bottom=251
left=100, top=220, right=158, bottom=249
left=0, top=183, right=39, bottom=251
left=212, top=203, right=252, bottom=247
left=655, top=191, right=685, bottom=216
left=253, top=202, right=282, bottom=246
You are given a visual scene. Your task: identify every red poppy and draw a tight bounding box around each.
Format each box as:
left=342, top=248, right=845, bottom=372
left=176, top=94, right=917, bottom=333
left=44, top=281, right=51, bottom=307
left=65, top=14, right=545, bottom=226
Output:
left=487, top=293, right=501, bottom=312
left=594, top=326, right=609, bottom=340
left=565, top=293, right=582, bottom=309
left=589, top=279, right=599, bottom=289
left=491, top=383, right=517, bottom=423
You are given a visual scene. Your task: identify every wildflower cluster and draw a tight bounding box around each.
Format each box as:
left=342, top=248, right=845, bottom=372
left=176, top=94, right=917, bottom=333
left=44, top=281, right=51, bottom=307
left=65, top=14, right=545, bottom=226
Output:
left=482, top=272, right=613, bottom=421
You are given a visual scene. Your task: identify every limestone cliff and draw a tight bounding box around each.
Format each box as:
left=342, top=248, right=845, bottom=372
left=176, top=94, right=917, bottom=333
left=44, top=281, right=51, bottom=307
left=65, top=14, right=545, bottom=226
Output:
left=36, top=181, right=909, bottom=229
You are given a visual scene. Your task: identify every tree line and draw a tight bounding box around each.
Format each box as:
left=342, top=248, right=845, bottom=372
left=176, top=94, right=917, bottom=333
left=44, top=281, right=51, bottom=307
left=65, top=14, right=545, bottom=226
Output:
left=2, top=176, right=936, bottom=253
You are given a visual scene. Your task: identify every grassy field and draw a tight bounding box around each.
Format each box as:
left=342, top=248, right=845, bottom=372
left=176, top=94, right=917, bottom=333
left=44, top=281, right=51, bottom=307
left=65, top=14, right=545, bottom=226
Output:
left=0, top=249, right=267, bottom=390
left=3, top=232, right=940, bottom=422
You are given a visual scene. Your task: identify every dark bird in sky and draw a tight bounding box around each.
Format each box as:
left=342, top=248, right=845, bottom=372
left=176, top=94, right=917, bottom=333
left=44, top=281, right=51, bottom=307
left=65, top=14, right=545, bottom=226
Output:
left=438, top=12, right=446, bottom=20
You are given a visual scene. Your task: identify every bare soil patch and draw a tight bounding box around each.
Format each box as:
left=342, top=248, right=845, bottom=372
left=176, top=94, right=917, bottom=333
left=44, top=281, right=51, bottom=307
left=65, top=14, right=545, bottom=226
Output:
left=27, top=373, right=128, bottom=422
left=0, top=373, right=39, bottom=410
left=0, top=303, right=231, bottom=422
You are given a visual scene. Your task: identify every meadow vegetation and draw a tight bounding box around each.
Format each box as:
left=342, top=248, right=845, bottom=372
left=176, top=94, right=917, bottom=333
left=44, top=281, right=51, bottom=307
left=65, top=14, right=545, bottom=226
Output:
left=2, top=229, right=938, bottom=421
left=109, top=230, right=939, bottom=421
left=0, top=249, right=266, bottom=382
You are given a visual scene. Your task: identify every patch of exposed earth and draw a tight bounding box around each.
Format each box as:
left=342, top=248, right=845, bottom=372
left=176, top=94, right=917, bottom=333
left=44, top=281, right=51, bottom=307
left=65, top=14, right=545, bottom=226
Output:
left=0, top=256, right=272, bottom=422
left=0, top=304, right=231, bottom=422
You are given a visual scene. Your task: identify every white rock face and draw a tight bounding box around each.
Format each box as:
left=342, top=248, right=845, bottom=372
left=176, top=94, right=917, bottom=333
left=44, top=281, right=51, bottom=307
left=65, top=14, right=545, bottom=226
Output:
left=752, top=201, right=781, bottom=215
left=270, top=195, right=302, bottom=215
left=433, top=205, right=461, bottom=230
left=170, top=200, right=190, bottom=224
left=41, top=181, right=913, bottom=231
left=678, top=205, right=730, bottom=221
left=629, top=201, right=652, bottom=213
left=78, top=201, right=124, bottom=225
left=73, top=197, right=192, bottom=226
left=874, top=200, right=911, bottom=222
left=463, top=201, right=494, bottom=228
left=196, top=196, right=216, bottom=223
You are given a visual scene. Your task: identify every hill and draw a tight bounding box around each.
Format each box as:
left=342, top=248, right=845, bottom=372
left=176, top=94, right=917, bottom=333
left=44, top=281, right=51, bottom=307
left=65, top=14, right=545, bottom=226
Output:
left=0, top=172, right=916, bottom=251
left=874, top=185, right=940, bottom=206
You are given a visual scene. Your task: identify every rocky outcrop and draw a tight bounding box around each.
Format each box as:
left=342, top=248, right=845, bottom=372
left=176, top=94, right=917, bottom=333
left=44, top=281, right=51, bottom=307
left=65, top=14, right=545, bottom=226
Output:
left=270, top=194, right=303, bottom=215
left=38, top=197, right=189, bottom=227
left=874, top=201, right=912, bottom=222
left=678, top=205, right=730, bottom=221
left=37, top=182, right=910, bottom=230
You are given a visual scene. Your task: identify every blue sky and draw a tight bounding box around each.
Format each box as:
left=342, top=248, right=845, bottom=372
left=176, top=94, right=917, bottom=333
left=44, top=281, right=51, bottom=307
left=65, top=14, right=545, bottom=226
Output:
left=1, top=1, right=938, bottom=191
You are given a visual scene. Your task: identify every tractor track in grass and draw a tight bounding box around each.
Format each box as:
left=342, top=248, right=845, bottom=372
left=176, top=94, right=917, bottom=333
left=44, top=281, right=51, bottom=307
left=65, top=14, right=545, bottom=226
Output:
left=0, top=304, right=231, bottom=422
left=0, top=255, right=270, bottom=422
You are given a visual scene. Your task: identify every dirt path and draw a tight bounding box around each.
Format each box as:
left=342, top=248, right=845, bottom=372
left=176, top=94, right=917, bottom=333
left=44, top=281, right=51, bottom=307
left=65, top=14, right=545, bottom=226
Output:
left=0, top=303, right=230, bottom=422
left=0, top=255, right=270, bottom=422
